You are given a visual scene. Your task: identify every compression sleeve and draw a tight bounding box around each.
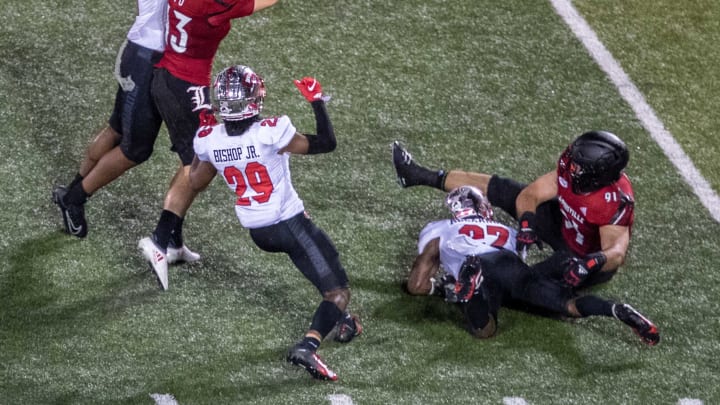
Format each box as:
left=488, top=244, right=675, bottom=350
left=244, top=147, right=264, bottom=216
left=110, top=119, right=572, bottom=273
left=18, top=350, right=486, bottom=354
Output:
left=305, top=100, right=336, bottom=154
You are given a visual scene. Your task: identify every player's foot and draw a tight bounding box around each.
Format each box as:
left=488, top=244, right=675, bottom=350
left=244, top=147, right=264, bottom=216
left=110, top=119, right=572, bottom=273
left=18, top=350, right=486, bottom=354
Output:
left=612, top=303, right=660, bottom=346
left=138, top=237, right=168, bottom=291
left=287, top=344, right=338, bottom=381
left=333, top=312, right=363, bottom=343
left=52, top=185, right=88, bottom=238
left=392, top=141, right=444, bottom=188
left=167, top=242, right=201, bottom=265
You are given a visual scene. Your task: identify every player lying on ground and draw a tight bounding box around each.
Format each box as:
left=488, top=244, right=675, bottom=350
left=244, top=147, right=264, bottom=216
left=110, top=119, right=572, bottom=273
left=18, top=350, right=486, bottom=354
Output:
left=394, top=130, right=634, bottom=290
left=406, top=186, right=659, bottom=345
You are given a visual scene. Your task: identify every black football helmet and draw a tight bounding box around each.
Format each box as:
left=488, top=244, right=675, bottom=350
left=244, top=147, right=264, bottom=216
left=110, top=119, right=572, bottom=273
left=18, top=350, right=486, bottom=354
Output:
left=568, top=131, right=629, bottom=194
left=445, top=186, right=494, bottom=221
left=213, top=65, right=265, bottom=121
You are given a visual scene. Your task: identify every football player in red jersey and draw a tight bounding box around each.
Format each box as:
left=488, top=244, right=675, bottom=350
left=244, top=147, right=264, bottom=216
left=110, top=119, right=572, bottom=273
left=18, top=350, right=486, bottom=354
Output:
left=52, top=1, right=200, bottom=265
left=138, top=0, right=278, bottom=290
left=393, top=131, right=633, bottom=289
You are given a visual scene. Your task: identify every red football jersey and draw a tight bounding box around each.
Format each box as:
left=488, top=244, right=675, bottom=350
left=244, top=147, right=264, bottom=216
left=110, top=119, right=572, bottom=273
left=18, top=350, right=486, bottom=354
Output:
left=556, top=149, right=635, bottom=256
left=156, top=0, right=255, bottom=86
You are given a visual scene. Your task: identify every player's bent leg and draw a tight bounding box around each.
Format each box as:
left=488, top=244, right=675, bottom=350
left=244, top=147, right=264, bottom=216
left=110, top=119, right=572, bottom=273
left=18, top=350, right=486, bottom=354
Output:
left=81, top=146, right=138, bottom=195
left=79, top=126, right=122, bottom=177
left=443, top=170, right=493, bottom=195
left=392, top=141, right=447, bottom=189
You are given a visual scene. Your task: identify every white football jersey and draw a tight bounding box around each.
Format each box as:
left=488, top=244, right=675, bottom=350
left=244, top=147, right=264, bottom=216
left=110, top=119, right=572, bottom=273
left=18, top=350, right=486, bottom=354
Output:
left=194, top=115, right=305, bottom=228
left=418, top=218, right=518, bottom=279
left=127, top=0, right=166, bottom=52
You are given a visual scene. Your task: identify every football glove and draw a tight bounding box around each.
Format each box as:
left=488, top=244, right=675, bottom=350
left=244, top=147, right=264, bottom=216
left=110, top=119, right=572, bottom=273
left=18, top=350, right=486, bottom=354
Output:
left=516, top=211, right=543, bottom=254
left=451, top=255, right=484, bottom=303
left=562, top=252, right=607, bottom=287
left=294, top=77, right=324, bottom=102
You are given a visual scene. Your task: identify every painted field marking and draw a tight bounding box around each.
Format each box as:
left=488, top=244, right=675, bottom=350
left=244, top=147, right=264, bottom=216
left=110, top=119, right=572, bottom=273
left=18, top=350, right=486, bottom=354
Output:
left=550, top=0, right=720, bottom=223
left=327, top=394, right=355, bottom=405
left=503, top=397, right=529, bottom=405
left=150, top=393, right=179, bottom=405
left=678, top=399, right=704, bottom=405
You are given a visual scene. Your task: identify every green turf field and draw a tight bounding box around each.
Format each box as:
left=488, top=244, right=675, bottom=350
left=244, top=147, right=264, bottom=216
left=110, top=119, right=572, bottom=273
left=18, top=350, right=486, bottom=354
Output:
left=1, top=0, right=719, bottom=403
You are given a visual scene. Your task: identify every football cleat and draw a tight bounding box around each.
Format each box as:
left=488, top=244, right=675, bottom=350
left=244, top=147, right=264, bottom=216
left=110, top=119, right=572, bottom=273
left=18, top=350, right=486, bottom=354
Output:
left=392, top=141, right=426, bottom=188
left=612, top=303, right=660, bottom=346
left=333, top=313, right=363, bottom=343
left=138, top=237, right=169, bottom=291
left=286, top=345, right=338, bottom=381
left=167, top=243, right=201, bottom=265
left=52, top=185, right=88, bottom=238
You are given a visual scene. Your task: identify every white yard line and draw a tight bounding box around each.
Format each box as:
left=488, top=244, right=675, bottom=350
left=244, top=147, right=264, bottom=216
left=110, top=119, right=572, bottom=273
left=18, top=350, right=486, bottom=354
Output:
left=327, top=394, right=355, bottom=405
left=678, top=399, right=705, bottom=405
left=150, top=393, right=179, bottom=405
left=503, top=397, right=529, bottom=405
left=550, top=0, right=720, bottom=223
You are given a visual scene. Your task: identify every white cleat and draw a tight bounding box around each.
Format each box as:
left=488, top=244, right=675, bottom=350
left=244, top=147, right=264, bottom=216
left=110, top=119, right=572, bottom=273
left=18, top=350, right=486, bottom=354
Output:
left=138, top=237, right=169, bottom=291
left=167, top=244, right=201, bottom=264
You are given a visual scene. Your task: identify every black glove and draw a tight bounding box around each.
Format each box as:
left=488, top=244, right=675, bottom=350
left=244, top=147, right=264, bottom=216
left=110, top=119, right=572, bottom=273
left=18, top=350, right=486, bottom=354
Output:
left=516, top=211, right=543, bottom=254
left=451, top=255, right=484, bottom=303
left=562, top=252, right=606, bottom=287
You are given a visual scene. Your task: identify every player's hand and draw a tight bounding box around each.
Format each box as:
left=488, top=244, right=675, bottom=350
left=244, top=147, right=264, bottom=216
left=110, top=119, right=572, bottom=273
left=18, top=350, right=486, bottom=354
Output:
left=516, top=211, right=543, bottom=255
left=562, top=252, right=606, bottom=287
left=453, top=255, right=484, bottom=303
left=294, top=77, right=324, bottom=102
left=562, top=257, right=589, bottom=287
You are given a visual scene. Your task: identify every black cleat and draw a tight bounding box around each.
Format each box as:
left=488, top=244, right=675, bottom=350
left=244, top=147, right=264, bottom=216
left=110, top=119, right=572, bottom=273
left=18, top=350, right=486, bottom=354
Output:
left=287, top=345, right=338, bottom=381
left=612, top=303, right=660, bottom=346
left=392, top=141, right=426, bottom=188
left=52, top=185, right=88, bottom=238
left=333, top=313, right=363, bottom=343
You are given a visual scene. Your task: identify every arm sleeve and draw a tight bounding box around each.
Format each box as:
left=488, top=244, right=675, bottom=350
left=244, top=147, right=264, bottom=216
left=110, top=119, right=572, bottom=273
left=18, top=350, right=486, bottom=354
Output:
left=305, top=101, right=337, bottom=154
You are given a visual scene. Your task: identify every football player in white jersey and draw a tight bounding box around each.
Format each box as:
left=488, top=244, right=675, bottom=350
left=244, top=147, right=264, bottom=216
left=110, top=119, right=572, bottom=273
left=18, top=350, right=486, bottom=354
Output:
left=407, top=186, right=659, bottom=345
left=189, top=65, right=361, bottom=381
left=52, top=1, right=199, bottom=267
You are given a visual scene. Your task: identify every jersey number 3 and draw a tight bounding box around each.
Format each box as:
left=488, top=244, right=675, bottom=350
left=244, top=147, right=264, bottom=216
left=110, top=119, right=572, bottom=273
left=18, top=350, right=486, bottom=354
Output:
left=223, top=162, right=274, bottom=206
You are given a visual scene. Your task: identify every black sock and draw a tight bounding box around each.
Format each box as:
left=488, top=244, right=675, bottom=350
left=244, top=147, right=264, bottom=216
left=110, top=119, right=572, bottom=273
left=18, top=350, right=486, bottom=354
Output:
left=574, top=295, right=614, bottom=317
left=65, top=181, right=88, bottom=205
left=153, top=210, right=181, bottom=250
left=68, top=173, right=83, bottom=190
left=170, top=216, right=185, bottom=247
left=309, top=300, right=344, bottom=340
left=299, top=336, right=321, bottom=352
left=413, top=165, right=447, bottom=190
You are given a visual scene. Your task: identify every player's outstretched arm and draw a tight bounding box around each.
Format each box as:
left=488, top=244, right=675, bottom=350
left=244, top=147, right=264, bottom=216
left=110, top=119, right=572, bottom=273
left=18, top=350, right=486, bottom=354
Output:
left=280, top=77, right=336, bottom=155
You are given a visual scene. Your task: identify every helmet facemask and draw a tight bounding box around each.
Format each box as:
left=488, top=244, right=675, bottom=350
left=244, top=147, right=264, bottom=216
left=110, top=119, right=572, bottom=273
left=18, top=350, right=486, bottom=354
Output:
left=214, top=65, right=265, bottom=121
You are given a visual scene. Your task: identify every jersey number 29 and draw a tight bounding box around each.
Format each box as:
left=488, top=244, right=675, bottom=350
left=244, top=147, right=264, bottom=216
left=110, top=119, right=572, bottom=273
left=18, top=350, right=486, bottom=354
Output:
left=223, top=162, right=274, bottom=206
